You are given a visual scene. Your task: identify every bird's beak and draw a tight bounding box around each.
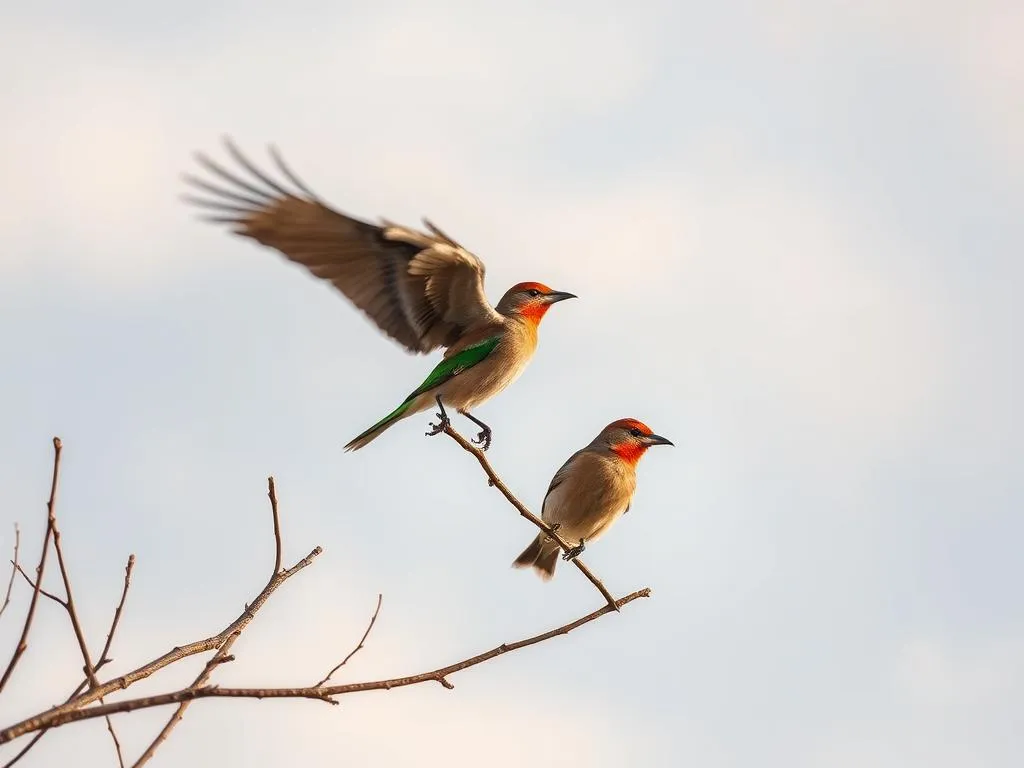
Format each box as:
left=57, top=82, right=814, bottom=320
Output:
left=644, top=433, right=674, bottom=447
left=544, top=290, right=578, bottom=303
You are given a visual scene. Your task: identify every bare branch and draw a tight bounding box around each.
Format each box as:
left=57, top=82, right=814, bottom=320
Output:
left=1, top=545, right=321, bottom=745
left=130, top=638, right=237, bottom=767
left=106, top=716, right=126, bottom=768
left=3, top=555, right=136, bottom=768
left=2, top=589, right=650, bottom=738
left=48, top=495, right=101, bottom=689
left=268, top=476, right=282, bottom=576
left=0, top=437, right=62, bottom=694
left=0, top=524, right=19, bottom=621
left=130, top=476, right=290, bottom=767
left=313, top=593, right=383, bottom=688
left=98, top=555, right=136, bottom=668
left=14, top=564, right=65, bottom=607
left=441, top=425, right=619, bottom=609
left=1, top=438, right=651, bottom=759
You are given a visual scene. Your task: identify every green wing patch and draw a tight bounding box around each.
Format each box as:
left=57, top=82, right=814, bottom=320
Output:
left=403, top=335, right=501, bottom=403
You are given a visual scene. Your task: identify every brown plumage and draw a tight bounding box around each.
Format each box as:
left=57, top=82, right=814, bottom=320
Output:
left=180, top=138, right=576, bottom=451
left=513, top=419, right=673, bottom=579
left=181, top=139, right=504, bottom=354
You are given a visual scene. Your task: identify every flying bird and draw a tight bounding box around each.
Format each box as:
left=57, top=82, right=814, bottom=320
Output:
left=513, top=419, right=673, bottom=579
left=181, top=139, right=576, bottom=451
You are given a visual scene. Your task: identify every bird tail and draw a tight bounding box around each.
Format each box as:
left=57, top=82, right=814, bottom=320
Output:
left=344, top=398, right=416, bottom=452
left=512, top=533, right=560, bottom=581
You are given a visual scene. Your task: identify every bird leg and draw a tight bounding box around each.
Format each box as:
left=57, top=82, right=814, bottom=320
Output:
left=562, top=538, right=586, bottom=561
left=460, top=410, right=493, bottom=451
left=425, top=395, right=451, bottom=437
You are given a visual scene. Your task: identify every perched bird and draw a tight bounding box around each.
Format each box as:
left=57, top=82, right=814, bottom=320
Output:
left=513, top=418, right=673, bottom=580
left=181, top=139, right=576, bottom=451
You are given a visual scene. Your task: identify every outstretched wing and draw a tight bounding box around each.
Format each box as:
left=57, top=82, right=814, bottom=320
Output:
left=181, top=138, right=502, bottom=354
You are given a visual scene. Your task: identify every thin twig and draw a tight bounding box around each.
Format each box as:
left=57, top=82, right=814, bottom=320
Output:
left=3, top=589, right=650, bottom=737
left=0, top=437, right=62, bottom=694
left=1, top=544, right=321, bottom=745
left=42, top=444, right=125, bottom=760
left=48, top=505, right=101, bottom=689
left=14, top=564, right=65, bottom=606
left=98, top=555, right=136, bottom=668
left=0, top=524, right=19, bottom=620
left=3, top=555, right=136, bottom=768
left=130, top=476, right=291, bottom=767
left=313, top=593, right=383, bottom=688
left=106, top=716, right=126, bottom=768
left=441, top=425, right=619, bottom=609
left=268, top=476, right=282, bottom=576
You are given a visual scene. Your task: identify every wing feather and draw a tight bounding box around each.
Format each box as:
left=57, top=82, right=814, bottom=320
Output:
left=182, top=138, right=502, bottom=354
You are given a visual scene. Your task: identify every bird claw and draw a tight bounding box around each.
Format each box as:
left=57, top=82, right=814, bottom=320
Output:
left=425, top=412, right=451, bottom=437
left=471, top=427, right=493, bottom=451
left=562, top=539, right=586, bottom=561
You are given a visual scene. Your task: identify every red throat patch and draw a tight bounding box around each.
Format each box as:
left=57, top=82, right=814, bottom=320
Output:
left=519, top=301, right=551, bottom=324
left=611, top=442, right=647, bottom=465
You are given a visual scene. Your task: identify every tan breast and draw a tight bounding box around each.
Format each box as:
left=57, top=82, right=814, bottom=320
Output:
left=437, top=318, right=539, bottom=411
left=541, top=451, right=637, bottom=543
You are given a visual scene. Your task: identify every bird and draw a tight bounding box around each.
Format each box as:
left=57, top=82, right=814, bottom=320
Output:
left=180, top=138, right=577, bottom=452
left=512, top=418, right=673, bottom=580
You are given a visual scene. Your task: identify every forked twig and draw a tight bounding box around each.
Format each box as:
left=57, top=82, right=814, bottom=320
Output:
left=0, top=438, right=62, bottom=693
left=313, top=593, right=384, bottom=688
left=2, top=589, right=650, bottom=737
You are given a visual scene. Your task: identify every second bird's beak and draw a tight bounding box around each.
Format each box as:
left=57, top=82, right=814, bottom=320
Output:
left=545, top=290, right=578, bottom=303
left=644, top=433, right=674, bottom=447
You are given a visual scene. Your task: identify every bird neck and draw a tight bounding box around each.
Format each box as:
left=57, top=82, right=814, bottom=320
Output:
left=512, top=303, right=550, bottom=326
left=503, top=312, right=541, bottom=346
left=610, top=443, right=646, bottom=466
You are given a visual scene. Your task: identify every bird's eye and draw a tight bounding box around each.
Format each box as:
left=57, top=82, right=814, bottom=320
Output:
left=528, top=289, right=540, bottom=297
left=629, top=428, right=643, bottom=437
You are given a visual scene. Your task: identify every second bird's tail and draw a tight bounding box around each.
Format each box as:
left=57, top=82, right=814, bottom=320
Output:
left=512, top=533, right=561, bottom=580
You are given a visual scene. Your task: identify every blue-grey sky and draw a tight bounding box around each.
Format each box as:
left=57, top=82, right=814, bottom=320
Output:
left=1, top=1, right=1021, bottom=766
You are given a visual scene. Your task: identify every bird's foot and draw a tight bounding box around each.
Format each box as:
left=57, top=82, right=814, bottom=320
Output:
left=425, top=411, right=451, bottom=437
left=562, top=539, right=586, bottom=561
left=460, top=410, right=494, bottom=452
left=426, top=395, right=451, bottom=437
left=471, top=426, right=493, bottom=452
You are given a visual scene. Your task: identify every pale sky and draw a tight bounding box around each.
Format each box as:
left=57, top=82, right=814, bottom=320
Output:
left=1, top=1, right=1021, bottom=766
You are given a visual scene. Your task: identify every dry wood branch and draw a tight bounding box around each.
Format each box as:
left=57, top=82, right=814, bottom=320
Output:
left=268, top=476, right=282, bottom=576
left=98, top=556, right=136, bottom=669
left=3, top=555, right=136, bottom=768
left=130, top=476, right=289, bottom=768
left=14, top=565, right=64, bottom=607
left=1, top=545, right=322, bottom=745
left=3, top=588, right=650, bottom=736
left=48, top=500, right=101, bottom=689
left=0, top=525, right=19, bottom=621
left=1, top=436, right=651, bottom=759
left=313, top=593, right=383, bottom=688
left=0, top=437, right=62, bottom=694
left=441, top=425, right=619, bottom=609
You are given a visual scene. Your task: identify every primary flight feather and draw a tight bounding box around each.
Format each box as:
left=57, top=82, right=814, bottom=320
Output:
left=182, top=138, right=576, bottom=451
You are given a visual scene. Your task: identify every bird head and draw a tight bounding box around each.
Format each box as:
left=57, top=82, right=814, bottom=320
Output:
left=597, top=418, right=674, bottom=465
left=496, top=282, right=577, bottom=324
